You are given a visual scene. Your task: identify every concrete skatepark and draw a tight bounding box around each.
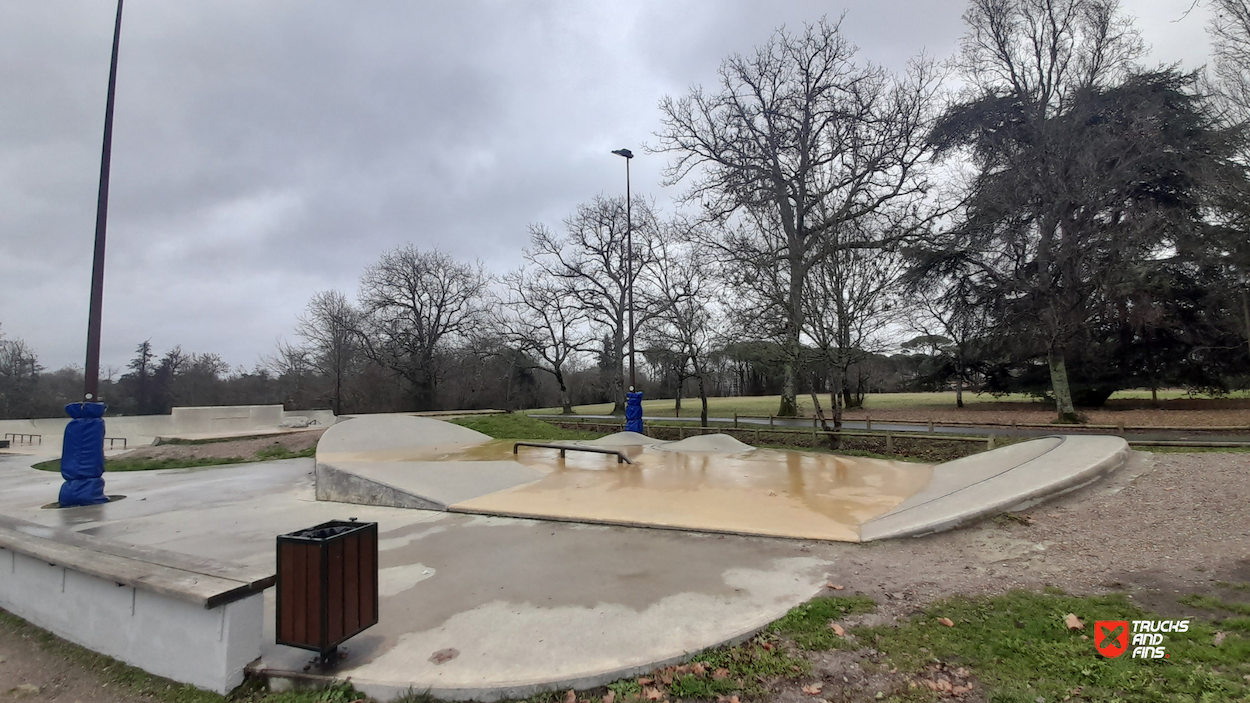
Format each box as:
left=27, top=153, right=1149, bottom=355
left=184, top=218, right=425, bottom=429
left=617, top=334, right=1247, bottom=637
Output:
left=0, top=405, right=1131, bottom=699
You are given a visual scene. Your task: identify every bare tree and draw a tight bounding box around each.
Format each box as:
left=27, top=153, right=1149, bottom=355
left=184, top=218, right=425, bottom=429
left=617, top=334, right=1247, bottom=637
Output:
left=295, top=289, right=361, bottom=415
left=804, top=235, right=905, bottom=431
left=495, top=268, right=596, bottom=414
left=357, top=245, right=490, bottom=410
left=525, top=195, right=663, bottom=414
left=0, top=326, right=42, bottom=419
left=655, top=17, right=943, bottom=416
left=643, top=226, right=721, bottom=426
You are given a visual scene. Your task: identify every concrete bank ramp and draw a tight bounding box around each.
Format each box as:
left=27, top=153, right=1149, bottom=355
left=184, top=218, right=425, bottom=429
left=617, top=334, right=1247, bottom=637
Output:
left=315, top=415, right=546, bottom=510
left=859, top=435, right=1129, bottom=540
left=315, top=416, right=1130, bottom=542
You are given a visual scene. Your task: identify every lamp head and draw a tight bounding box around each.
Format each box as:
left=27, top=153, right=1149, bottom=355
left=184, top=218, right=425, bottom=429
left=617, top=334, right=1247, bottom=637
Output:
left=611, top=148, right=634, bottom=159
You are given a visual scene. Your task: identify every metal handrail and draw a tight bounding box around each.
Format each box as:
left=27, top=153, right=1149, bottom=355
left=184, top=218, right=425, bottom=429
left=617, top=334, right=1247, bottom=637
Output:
left=513, top=441, right=633, bottom=464
left=4, top=433, right=41, bottom=445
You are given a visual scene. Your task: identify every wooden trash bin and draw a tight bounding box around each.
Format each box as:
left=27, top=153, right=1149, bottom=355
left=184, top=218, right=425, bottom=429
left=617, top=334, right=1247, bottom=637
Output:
left=276, top=519, right=378, bottom=664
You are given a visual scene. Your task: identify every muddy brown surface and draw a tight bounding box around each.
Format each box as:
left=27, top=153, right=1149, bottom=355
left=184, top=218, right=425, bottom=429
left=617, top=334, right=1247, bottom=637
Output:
left=118, top=428, right=325, bottom=462
left=1, top=450, right=1247, bottom=702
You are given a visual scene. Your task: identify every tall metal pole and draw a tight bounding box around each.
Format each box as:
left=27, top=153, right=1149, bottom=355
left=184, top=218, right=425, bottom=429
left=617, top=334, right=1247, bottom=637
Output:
left=625, top=156, right=635, bottom=391
left=84, top=0, right=124, bottom=402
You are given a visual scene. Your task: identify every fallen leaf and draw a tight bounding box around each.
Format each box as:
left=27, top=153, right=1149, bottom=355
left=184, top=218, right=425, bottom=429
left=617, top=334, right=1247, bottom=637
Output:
left=938, top=617, right=955, bottom=627
left=829, top=623, right=846, bottom=636
left=953, top=684, right=972, bottom=695
left=712, top=668, right=730, bottom=680
left=801, top=683, right=823, bottom=695
left=1214, top=631, right=1227, bottom=646
left=637, top=678, right=653, bottom=685
left=642, top=687, right=664, bottom=701
left=691, top=662, right=707, bottom=676
left=1080, top=635, right=1088, bottom=641
left=428, top=648, right=459, bottom=665
left=1065, top=613, right=1085, bottom=630
left=564, top=690, right=576, bottom=703
left=825, top=582, right=844, bottom=590
left=659, top=672, right=674, bottom=685
left=715, top=696, right=740, bottom=703
left=11, top=684, right=40, bottom=696
left=761, top=641, right=775, bottom=651
left=603, top=691, right=616, bottom=703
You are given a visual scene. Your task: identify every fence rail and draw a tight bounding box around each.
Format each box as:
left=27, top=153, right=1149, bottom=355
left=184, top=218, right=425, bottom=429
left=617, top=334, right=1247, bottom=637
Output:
left=541, top=417, right=1250, bottom=451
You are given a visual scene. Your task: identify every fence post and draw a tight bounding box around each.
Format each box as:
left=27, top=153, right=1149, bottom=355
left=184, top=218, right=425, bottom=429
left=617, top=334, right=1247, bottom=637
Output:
left=769, top=415, right=775, bottom=427
left=987, top=435, right=996, bottom=450
left=754, top=428, right=760, bottom=444
left=866, top=417, right=872, bottom=431
left=886, top=432, right=893, bottom=454
left=1116, top=422, right=1124, bottom=435
left=734, top=413, right=739, bottom=428
left=928, top=420, right=934, bottom=433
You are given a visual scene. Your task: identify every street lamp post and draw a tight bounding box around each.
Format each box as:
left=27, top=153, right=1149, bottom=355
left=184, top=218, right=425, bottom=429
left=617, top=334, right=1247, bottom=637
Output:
left=62, top=0, right=124, bottom=507
left=611, top=148, right=643, bottom=434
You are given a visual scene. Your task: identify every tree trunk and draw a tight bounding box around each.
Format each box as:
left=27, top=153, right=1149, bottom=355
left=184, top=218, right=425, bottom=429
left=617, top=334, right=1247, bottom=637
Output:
left=697, top=374, right=709, bottom=428
left=556, top=368, right=573, bottom=415
left=1242, top=287, right=1250, bottom=362
left=955, top=359, right=964, bottom=409
left=675, top=377, right=682, bottom=417
left=611, top=327, right=625, bottom=415
left=1048, top=348, right=1080, bottom=423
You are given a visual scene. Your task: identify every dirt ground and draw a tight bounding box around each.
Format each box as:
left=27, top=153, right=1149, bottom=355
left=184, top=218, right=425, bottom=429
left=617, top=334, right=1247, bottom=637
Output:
left=846, top=397, right=1250, bottom=428
left=1, top=450, right=1247, bottom=702
left=117, top=428, right=325, bottom=462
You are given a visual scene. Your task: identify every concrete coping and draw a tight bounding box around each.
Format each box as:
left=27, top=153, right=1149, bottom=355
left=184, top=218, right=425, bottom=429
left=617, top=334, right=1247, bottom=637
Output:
left=0, top=515, right=274, bottom=609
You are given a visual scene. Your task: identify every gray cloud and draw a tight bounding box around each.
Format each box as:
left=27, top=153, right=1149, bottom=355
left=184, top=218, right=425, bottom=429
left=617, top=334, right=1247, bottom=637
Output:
left=0, top=0, right=1214, bottom=372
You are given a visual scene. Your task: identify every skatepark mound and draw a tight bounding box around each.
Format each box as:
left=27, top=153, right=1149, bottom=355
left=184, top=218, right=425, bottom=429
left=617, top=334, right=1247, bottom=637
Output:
left=316, top=414, right=490, bottom=461
left=654, top=433, right=756, bottom=453
left=582, top=431, right=666, bottom=447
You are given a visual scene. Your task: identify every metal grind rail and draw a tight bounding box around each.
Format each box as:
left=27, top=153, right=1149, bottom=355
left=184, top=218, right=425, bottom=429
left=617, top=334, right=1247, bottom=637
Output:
left=3, top=433, right=41, bottom=445
left=513, top=441, right=633, bottom=464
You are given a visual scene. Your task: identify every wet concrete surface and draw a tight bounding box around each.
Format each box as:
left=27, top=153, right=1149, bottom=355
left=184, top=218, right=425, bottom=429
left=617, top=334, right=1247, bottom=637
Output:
left=450, top=442, right=931, bottom=541
left=0, top=452, right=836, bottom=700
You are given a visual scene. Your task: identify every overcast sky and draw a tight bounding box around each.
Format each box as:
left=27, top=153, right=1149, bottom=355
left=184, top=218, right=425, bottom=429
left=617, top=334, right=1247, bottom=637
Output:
left=0, top=0, right=1216, bottom=373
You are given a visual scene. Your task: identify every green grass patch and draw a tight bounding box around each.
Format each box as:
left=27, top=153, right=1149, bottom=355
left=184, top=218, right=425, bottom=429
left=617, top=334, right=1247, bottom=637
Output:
left=1178, top=593, right=1250, bottom=616
left=859, top=589, right=1250, bottom=702
left=0, top=606, right=365, bottom=703
left=30, top=445, right=316, bottom=473
left=673, top=636, right=810, bottom=699
left=450, top=413, right=607, bottom=440
left=770, top=595, right=878, bottom=650
left=1217, top=581, right=1250, bottom=592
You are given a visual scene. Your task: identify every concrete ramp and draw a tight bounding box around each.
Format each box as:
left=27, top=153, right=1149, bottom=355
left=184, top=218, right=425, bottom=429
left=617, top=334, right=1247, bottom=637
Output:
left=859, top=435, right=1129, bottom=540
left=314, top=415, right=546, bottom=509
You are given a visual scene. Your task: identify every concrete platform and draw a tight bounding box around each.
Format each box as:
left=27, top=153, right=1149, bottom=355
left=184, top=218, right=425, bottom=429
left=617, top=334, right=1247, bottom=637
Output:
left=316, top=416, right=1130, bottom=543
left=0, top=452, right=833, bottom=701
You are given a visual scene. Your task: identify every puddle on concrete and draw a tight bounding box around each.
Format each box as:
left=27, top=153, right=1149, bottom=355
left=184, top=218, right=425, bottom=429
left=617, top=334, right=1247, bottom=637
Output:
left=447, top=440, right=932, bottom=542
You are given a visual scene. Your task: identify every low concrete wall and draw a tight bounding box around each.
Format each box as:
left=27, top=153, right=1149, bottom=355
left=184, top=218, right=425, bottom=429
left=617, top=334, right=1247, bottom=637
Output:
left=0, top=516, right=275, bottom=693
left=0, top=549, right=263, bottom=693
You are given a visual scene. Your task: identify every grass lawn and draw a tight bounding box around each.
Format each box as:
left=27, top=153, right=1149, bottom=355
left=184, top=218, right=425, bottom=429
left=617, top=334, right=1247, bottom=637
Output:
left=449, top=413, right=608, bottom=440
left=529, top=389, right=1250, bottom=418
left=582, top=589, right=1250, bottom=703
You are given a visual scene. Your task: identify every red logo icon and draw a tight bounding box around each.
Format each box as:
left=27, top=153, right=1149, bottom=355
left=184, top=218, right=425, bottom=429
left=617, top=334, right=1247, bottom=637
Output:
left=1094, top=620, right=1129, bottom=658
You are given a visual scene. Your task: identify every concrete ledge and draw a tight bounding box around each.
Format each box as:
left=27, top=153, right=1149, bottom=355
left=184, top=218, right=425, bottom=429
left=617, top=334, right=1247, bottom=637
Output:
left=0, top=515, right=273, bottom=693
left=859, top=435, right=1129, bottom=541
